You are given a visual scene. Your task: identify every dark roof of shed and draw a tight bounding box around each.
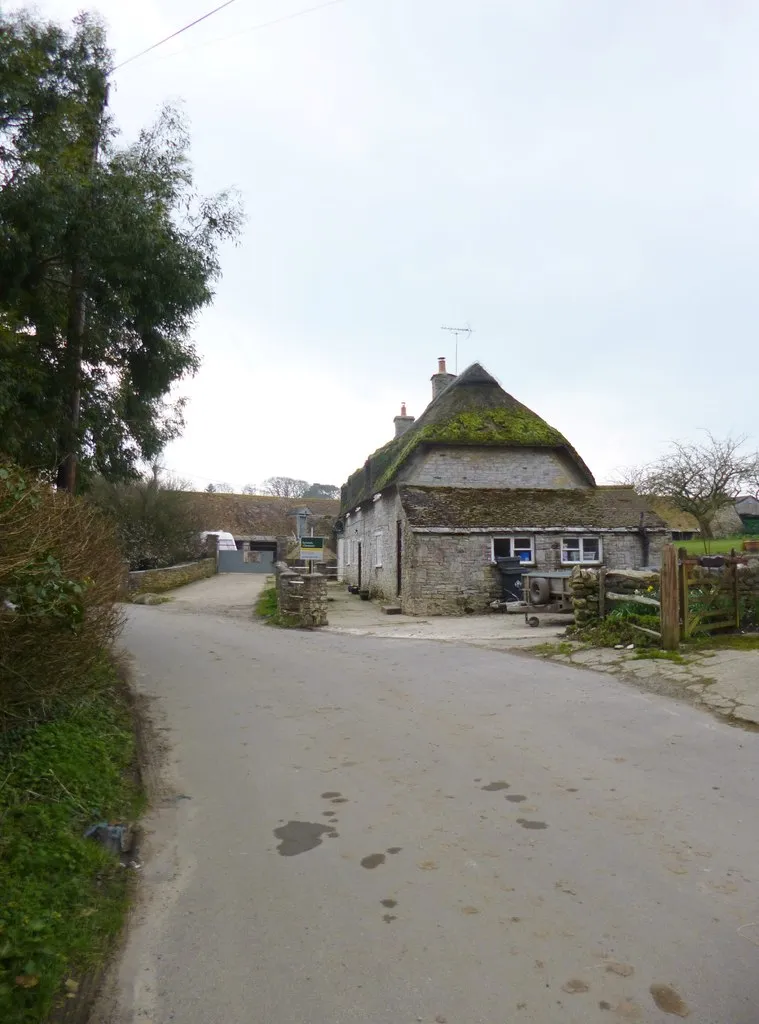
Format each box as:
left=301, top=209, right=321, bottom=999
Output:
left=341, top=363, right=595, bottom=511
left=399, top=485, right=668, bottom=531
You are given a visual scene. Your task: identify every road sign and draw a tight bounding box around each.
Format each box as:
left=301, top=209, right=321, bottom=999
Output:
left=300, top=537, right=324, bottom=561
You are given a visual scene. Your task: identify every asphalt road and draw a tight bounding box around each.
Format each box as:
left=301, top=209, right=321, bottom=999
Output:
left=99, top=587, right=759, bottom=1024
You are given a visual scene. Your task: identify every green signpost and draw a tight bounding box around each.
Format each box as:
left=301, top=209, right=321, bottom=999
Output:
left=300, top=537, right=324, bottom=562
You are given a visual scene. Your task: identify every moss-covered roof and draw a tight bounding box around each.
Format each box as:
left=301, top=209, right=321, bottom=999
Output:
left=400, top=485, right=668, bottom=531
left=341, top=363, right=595, bottom=511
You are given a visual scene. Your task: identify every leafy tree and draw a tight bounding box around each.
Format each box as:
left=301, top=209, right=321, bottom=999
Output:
left=303, top=482, right=339, bottom=499
left=262, top=476, right=309, bottom=499
left=89, top=466, right=203, bottom=570
left=627, top=434, right=759, bottom=539
left=0, top=10, right=242, bottom=489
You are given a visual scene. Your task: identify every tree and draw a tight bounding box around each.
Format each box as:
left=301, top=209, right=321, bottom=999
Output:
left=303, top=482, right=339, bottom=499
left=628, top=434, right=759, bottom=539
left=241, top=484, right=258, bottom=495
left=0, top=10, right=242, bottom=489
left=89, top=466, right=203, bottom=570
left=262, top=476, right=309, bottom=499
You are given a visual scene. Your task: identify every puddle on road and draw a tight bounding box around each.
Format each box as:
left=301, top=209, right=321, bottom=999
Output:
left=321, top=791, right=341, bottom=799
left=516, top=819, right=548, bottom=830
left=381, top=899, right=397, bottom=908
left=361, top=853, right=386, bottom=869
left=387, top=847, right=402, bottom=855
left=482, top=781, right=510, bottom=791
left=506, top=794, right=527, bottom=803
left=274, top=821, right=337, bottom=856
left=649, top=984, right=690, bottom=1017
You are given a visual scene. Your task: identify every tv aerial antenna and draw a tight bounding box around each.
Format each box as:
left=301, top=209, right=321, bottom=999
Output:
left=440, top=324, right=472, bottom=373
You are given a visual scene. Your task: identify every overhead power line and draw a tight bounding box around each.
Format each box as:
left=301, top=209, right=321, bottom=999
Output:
left=113, top=0, right=243, bottom=72
left=113, top=0, right=346, bottom=74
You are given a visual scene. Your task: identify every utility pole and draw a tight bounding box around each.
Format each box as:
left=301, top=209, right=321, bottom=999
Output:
left=58, top=75, right=109, bottom=494
left=440, top=324, right=472, bottom=374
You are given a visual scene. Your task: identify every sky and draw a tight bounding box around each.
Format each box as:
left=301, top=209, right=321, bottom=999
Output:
left=31, top=0, right=759, bottom=491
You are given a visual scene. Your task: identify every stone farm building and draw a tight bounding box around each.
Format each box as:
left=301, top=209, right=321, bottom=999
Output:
left=338, top=360, right=669, bottom=615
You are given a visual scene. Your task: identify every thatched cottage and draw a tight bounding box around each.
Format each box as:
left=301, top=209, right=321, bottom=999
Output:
left=338, top=360, right=669, bottom=615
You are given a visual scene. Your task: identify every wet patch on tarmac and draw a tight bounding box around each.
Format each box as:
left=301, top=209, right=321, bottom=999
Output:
left=482, top=781, right=510, bottom=791
left=274, top=821, right=337, bottom=856
left=517, top=819, right=548, bottom=829
left=506, top=794, right=527, bottom=802
left=381, top=898, right=397, bottom=908
left=649, top=984, right=690, bottom=1017
left=321, top=791, right=341, bottom=798
left=386, top=846, right=402, bottom=855
left=562, top=979, right=589, bottom=994
left=361, top=853, right=386, bottom=869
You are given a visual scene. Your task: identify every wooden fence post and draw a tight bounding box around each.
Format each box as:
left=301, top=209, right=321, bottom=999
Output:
left=660, top=544, right=680, bottom=650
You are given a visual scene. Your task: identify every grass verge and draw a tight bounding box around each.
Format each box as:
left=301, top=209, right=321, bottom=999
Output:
left=676, top=536, right=755, bottom=555
left=0, top=660, right=143, bottom=1024
left=254, top=586, right=299, bottom=628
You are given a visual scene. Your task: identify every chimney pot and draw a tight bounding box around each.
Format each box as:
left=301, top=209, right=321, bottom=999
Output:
left=393, top=402, right=415, bottom=438
left=430, top=356, right=457, bottom=399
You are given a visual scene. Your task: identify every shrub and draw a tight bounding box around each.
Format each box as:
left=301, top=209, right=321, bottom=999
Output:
left=88, top=471, right=204, bottom=571
left=0, top=464, right=124, bottom=725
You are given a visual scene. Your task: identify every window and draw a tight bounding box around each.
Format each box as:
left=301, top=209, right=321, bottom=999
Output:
left=375, top=531, right=383, bottom=567
left=492, top=536, right=534, bottom=564
left=561, top=536, right=602, bottom=564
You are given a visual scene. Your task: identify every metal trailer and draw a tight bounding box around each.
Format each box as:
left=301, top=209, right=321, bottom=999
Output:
left=522, top=570, right=574, bottom=627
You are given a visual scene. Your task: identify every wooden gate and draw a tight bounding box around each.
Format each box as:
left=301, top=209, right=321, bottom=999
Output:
left=678, top=551, right=740, bottom=639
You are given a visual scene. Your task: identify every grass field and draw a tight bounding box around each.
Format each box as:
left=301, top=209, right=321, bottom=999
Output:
left=676, top=535, right=758, bottom=555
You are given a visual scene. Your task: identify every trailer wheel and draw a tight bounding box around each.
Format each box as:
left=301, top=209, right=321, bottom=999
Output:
left=527, top=616, right=540, bottom=628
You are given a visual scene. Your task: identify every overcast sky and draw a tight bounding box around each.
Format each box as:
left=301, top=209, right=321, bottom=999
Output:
left=35, top=0, right=759, bottom=491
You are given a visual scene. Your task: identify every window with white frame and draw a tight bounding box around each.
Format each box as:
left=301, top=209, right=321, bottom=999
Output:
left=491, top=536, right=534, bottom=564
left=561, top=536, right=602, bottom=564
left=375, top=531, right=383, bottom=567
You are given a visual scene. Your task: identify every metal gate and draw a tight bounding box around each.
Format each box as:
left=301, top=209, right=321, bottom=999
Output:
left=217, top=548, right=275, bottom=574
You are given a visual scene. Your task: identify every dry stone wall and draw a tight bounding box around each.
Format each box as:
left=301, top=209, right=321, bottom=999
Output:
left=128, top=557, right=216, bottom=595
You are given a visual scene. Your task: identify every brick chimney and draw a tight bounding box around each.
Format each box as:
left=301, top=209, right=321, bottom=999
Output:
left=393, top=402, right=415, bottom=438
left=431, top=356, right=456, bottom=399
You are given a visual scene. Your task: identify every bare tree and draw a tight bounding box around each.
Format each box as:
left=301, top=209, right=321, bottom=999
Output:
left=632, top=433, right=759, bottom=539
left=262, top=476, right=309, bottom=499
left=241, top=484, right=258, bottom=495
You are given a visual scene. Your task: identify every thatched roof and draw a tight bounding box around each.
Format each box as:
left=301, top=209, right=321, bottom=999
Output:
left=400, top=485, right=668, bottom=531
left=647, top=498, right=699, bottom=532
left=341, top=363, right=595, bottom=511
left=180, top=492, right=339, bottom=537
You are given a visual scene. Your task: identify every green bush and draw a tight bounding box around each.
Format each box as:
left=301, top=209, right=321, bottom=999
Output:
left=1, top=464, right=124, bottom=725
left=89, top=471, right=204, bottom=571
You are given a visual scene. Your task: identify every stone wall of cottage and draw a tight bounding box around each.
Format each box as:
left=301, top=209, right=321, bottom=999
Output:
left=339, top=491, right=406, bottom=602
left=397, top=446, right=588, bottom=489
left=401, top=531, right=660, bottom=616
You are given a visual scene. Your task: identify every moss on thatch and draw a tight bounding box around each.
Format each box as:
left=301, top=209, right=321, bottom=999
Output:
left=341, top=363, right=594, bottom=511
